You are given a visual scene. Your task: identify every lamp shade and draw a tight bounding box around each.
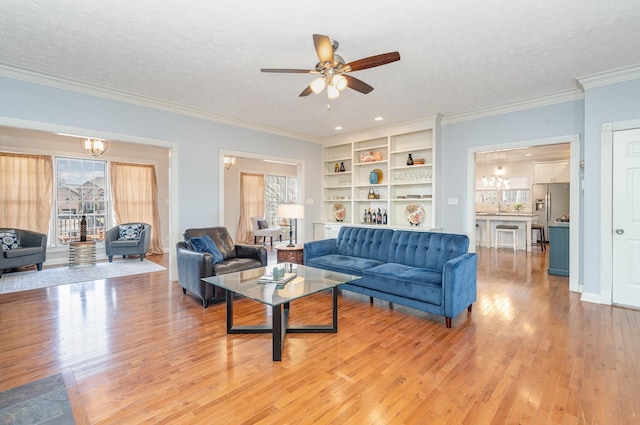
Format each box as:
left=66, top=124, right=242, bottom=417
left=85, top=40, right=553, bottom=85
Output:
left=277, top=204, right=304, bottom=219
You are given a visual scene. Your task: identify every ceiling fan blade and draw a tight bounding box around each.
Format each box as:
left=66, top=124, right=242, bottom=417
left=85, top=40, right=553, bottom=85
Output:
left=261, top=68, right=313, bottom=73
left=344, top=52, right=401, bottom=72
left=299, top=86, right=313, bottom=97
left=344, top=75, right=374, bottom=94
left=313, top=34, right=334, bottom=65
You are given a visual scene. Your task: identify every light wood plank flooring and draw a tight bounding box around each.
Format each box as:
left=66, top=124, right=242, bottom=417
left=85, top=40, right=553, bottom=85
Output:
left=1, top=246, right=638, bottom=424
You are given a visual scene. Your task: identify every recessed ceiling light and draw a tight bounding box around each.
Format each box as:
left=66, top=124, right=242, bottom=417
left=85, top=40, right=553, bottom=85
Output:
left=334, top=126, right=343, bottom=130
left=525, top=153, right=533, bottom=157
left=374, top=116, right=384, bottom=121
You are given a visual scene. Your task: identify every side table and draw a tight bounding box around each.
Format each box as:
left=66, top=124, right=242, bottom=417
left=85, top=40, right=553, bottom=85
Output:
left=275, top=244, right=304, bottom=265
left=69, top=240, right=97, bottom=267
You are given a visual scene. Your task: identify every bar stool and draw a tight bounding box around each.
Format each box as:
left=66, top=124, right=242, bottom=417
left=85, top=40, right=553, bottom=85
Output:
left=531, top=224, right=546, bottom=251
left=495, top=225, right=518, bottom=251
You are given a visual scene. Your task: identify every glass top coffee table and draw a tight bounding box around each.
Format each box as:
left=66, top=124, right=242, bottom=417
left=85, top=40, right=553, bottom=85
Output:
left=202, top=263, right=360, bottom=361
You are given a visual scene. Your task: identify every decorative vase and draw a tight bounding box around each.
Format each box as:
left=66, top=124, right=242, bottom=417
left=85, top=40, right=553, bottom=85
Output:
left=340, top=162, right=345, bottom=172
left=407, top=154, right=414, bottom=166
left=369, top=170, right=379, bottom=184
left=80, top=215, right=87, bottom=242
left=368, top=188, right=376, bottom=199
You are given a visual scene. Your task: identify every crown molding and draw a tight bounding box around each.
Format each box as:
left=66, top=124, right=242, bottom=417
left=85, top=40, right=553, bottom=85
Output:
left=321, top=114, right=442, bottom=146
left=576, top=64, right=640, bottom=91
left=442, top=89, right=584, bottom=125
left=0, top=64, right=321, bottom=144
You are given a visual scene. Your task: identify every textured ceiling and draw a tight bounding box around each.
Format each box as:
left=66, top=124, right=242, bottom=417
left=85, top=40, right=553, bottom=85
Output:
left=1, top=0, right=639, bottom=141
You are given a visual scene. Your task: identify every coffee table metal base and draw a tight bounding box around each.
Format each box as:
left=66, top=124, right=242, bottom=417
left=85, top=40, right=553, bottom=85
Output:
left=225, top=287, right=338, bottom=361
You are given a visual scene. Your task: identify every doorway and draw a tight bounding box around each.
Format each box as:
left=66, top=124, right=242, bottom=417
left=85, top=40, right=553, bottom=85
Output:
left=467, top=134, right=581, bottom=292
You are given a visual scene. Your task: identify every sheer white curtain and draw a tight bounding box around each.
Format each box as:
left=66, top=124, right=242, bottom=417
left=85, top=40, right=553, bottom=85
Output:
left=0, top=152, right=53, bottom=234
left=236, top=173, right=265, bottom=244
left=110, top=162, right=163, bottom=255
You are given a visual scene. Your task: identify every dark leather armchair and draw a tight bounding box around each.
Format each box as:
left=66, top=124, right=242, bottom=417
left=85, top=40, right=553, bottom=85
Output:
left=104, top=223, right=151, bottom=262
left=176, top=227, right=267, bottom=307
left=0, top=229, right=47, bottom=278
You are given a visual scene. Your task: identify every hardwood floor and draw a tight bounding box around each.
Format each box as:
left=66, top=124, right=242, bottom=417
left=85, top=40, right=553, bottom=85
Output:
left=1, top=246, right=638, bottom=424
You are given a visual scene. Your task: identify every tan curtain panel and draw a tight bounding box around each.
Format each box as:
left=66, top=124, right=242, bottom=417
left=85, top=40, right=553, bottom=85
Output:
left=236, top=172, right=265, bottom=244
left=110, top=162, right=163, bottom=255
left=0, top=152, right=53, bottom=234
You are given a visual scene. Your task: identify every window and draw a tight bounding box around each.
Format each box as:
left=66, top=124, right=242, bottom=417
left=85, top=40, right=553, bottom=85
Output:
left=55, top=157, right=108, bottom=244
left=501, top=189, right=530, bottom=204
left=265, top=175, right=297, bottom=225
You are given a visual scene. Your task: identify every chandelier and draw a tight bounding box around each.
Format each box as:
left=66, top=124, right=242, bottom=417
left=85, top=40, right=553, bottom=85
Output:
left=82, top=138, right=109, bottom=157
left=482, top=166, right=509, bottom=189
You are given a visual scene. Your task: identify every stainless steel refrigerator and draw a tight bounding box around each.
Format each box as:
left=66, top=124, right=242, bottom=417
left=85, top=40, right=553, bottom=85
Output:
left=532, top=183, right=570, bottom=242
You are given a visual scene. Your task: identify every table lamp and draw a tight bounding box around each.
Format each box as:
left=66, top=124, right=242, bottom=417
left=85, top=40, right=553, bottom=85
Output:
left=277, top=204, right=305, bottom=247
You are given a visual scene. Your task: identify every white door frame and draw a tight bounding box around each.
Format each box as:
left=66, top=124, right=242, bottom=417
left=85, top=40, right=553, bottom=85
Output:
left=467, top=134, right=581, bottom=292
left=600, top=118, right=640, bottom=304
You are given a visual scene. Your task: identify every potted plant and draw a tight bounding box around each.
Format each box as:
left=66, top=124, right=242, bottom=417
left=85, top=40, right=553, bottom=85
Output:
left=514, top=203, right=523, bottom=213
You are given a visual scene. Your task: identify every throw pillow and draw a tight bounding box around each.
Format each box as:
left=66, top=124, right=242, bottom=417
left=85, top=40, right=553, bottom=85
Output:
left=190, top=236, right=224, bottom=263
left=119, top=223, right=144, bottom=240
left=257, top=219, right=269, bottom=229
left=0, top=230, right=19, bottom=251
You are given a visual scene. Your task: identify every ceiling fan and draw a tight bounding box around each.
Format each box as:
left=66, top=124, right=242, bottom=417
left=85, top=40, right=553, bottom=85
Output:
left=261, top=34, right=400, bottom=100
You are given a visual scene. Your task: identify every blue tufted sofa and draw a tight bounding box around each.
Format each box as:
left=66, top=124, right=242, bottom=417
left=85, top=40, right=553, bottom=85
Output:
left=304, top=226, right=477, bottom=328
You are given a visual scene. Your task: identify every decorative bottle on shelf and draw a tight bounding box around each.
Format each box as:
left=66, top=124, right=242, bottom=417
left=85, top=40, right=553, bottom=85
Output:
left=363, top=209, right=368, bottom=223
left=407, top=154, right=414, bottom=166
left=383, top=209, right=388, bottom=225
left=80, top=215, right=87, bottom=242
left=335, top=162, right=340, bottom=173
left=339, top=162, right=345, bottom=172
left=377, top=208, right=382, bottom=225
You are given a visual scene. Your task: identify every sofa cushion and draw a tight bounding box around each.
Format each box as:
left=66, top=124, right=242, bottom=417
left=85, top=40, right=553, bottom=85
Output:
left=190, top=236, right=224, bottom=263
left=388, top=231, right=469, bottom=270
left=1, top=230, right=19, bottom=251
left=305, top=254, right=385, bottom=276
left=119, top=223, right=144, bottom=240
left=336, top=227, right=394, bottom=262
left=110, top=239, right=140, bottom=248
left=4, top=246, right=42, bottom=258
left=213, top=257, right=263, bottom=275
left=362, top=263, right=443, bottom=305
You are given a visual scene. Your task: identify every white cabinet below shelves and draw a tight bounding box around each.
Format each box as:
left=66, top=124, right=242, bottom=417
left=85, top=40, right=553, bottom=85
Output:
left=314, top=223, right=343, bottom=240
left=534, top=161, right=569, bottom=183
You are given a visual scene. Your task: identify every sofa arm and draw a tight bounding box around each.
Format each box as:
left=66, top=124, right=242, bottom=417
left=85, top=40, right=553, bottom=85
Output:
left=443, top=253, right=478, bottom=320
left=235, top=244, right=268, bottom=266
left=177, top=243, right=215, bottom=281
left=303, top=238, right=338, bottom=264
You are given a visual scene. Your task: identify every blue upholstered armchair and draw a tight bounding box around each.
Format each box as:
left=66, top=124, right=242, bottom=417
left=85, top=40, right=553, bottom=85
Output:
left=104, top=223, right=151, bottom=262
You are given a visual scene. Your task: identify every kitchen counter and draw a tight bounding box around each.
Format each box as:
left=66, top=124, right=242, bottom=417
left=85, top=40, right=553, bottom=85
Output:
left=475, top=213, right=538, bottom=250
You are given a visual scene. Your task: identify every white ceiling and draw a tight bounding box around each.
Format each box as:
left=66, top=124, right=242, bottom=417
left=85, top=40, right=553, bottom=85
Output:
left=1, top=1, right=639, bottom=141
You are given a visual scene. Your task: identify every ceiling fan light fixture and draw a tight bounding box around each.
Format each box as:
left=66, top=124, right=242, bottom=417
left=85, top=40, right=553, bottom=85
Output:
left=332, top=74, right=348, bottom=91
left=327, top=84, right=340, bottom=99
left=310, top=77, right=326, bottom=94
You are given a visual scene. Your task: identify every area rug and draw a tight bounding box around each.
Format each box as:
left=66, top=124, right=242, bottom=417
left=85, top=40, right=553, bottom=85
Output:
left=0, top=259, right=166, bottom=295
left=0, top=374, right=74, bottom=424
